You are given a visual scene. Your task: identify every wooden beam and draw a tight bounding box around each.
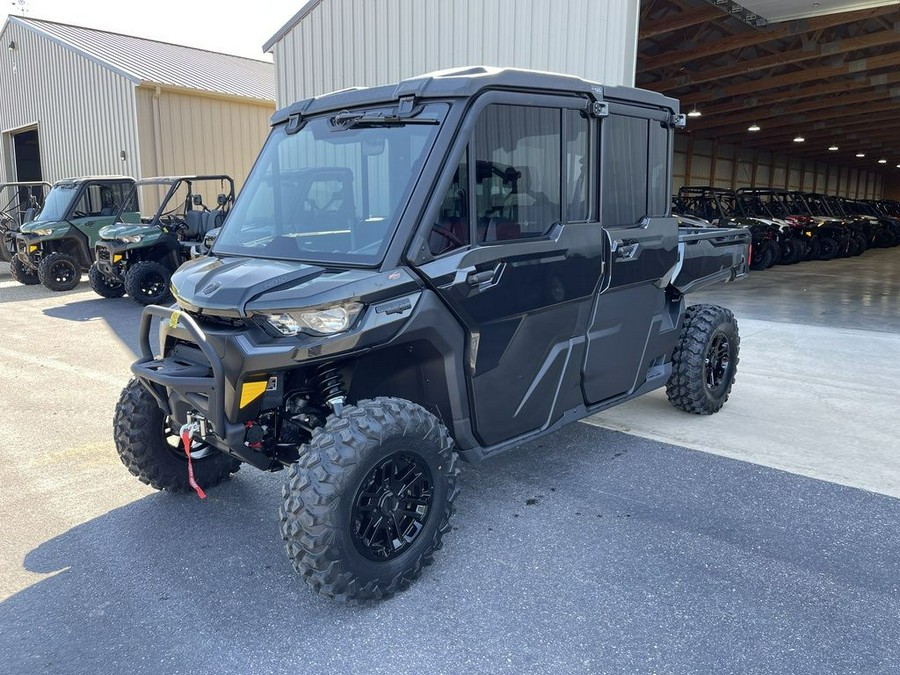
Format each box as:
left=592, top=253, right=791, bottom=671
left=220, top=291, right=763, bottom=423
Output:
left=670, top=25, right=900, bottom=88
left=639, top=5, right=724, bottom=40
left=647, top=51, right=900, bottom=101
left=639, top=6, right=900, bottom=71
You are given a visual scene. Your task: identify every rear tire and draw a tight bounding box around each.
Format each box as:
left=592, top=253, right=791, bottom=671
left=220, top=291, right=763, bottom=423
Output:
left=113, top=378, right=240, bottom=492
left=9, top=256, right=39, bottom=285
left=38, top=251, right=81, bottom=291
left=88, top=263, right=126, bottom=298
left=125, top=260, right=172, bottom=305
left=280, top=397, right=459, bottom=602
left=666, top=304, right=740, bottom=415
left=817, top=237, right=838, bottom=260
left=749, top=240, right=777, bottom=270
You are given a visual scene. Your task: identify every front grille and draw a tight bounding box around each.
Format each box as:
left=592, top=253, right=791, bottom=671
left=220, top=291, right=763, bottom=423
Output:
left=96, top=247, right=111, bottom=261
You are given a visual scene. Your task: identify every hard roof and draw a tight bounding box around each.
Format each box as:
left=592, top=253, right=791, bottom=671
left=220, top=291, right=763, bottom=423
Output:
left=6, top=16, right=275, bottom=103
left=271, top=66, right=680, bottom=125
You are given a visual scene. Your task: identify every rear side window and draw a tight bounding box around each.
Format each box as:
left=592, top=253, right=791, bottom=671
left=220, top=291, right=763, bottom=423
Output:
left=565, top=109, right=590, bottom=222
left=473, top=104, right=561, bottom=243
left=601, top=114, right=649, bottom=226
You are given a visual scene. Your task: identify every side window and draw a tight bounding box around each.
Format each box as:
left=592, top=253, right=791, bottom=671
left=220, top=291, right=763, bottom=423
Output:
left=429, top=153, right=470, bottom=256
left=565, top=109, right=590, bottom=222
left=474, top=104, right=561, bottom=243
left=601, top=114, right=649, bottom=225
left=648, top=120, right=669, bottom=216
left=73, top=183, right=136, bottom=217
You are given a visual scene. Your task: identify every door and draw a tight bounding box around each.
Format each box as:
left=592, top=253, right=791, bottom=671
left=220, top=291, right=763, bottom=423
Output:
left=581, top=106, right=679, bottom=404
left=416, top=98, right=607, bottom=447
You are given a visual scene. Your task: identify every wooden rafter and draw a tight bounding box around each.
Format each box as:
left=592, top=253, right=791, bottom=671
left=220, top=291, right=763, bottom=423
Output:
left=638, top=4, right=724, bottom=39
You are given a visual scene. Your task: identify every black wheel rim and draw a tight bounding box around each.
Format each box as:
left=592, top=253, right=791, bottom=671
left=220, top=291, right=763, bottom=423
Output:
left=50, top=260, right=76, bottom=283
left=140, top=270, right=166, bottom=298
left=351, top=452, right=434, bottom=561
left=704, top=332, right=731, bottom=391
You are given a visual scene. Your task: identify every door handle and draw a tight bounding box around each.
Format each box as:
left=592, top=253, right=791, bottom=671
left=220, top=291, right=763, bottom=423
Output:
left=615, top=242, right=639, bottom=260
left=467, top=269, right=496, bottom=286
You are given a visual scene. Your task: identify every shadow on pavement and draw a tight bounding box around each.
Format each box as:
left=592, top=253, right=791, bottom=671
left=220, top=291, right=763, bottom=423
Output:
left=43, top=298, right=145, bottom=356
left=2, top=424, right=899, bottom=674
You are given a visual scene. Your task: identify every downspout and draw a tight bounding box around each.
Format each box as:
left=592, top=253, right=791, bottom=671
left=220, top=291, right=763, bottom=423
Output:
left=152, top=86, right=165, bottom=176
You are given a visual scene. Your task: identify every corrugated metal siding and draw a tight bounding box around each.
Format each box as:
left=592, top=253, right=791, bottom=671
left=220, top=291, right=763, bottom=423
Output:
left=271, top=0, right=639, bottom=106
left=134, top=87, right=273, bottom=191
left=14, top=17, right=275, bottom=103
left=0, top=21, right=141, bottom=183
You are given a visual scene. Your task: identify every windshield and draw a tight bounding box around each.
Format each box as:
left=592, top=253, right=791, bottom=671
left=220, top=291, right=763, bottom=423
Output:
left=214, top=103, right=447, bottom=264
left=37, top=184, right=79, bottom=222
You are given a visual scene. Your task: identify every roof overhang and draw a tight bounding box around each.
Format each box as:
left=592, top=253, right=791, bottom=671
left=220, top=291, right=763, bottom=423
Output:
left=263, top=0, right=325, bottom=52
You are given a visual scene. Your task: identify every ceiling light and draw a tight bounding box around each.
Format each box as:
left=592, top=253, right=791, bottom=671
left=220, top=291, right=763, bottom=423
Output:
left=856, top=153, right=866, bottom=158
left=896, top=164, right=900, bottom=168
left=878, top=159, right=887, bottom=164
left=793, top=136, right=805, bottom=143
left=687, top=105, right=702, bottom=118
left=828, top=145, right=838, bottom=151
left=748, top=123, right=761, bottom=132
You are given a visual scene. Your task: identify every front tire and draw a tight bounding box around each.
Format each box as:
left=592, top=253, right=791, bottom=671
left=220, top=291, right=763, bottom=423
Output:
left=749, top=240, right=777, bottom=271
left=280, top=397, right=459, bottom=602
left=125, top=260, right=172, bottom=305
left=88, top=263, right=126, bottom=298
left=667, top=304, right=740, bottom=415
left=38, top=252, right=81, bottom=291
left=113, top=378, right=240, bottom=492
left=9, top=256, right=39, bottom=285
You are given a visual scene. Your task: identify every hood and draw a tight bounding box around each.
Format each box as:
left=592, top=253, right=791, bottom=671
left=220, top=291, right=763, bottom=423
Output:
left=171, top=255, right=422, bottom=318
left=99, top=222, right=159, bottom=241
left=20, top=219, right=67, bottom=235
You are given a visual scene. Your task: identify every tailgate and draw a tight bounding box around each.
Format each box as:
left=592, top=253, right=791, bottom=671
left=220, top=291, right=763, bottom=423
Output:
left=671, top=227, right=751, bottom=294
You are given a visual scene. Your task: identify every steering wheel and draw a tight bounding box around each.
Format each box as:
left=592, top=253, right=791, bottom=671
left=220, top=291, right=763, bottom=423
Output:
left=432, top=224, right=466, bottom=247
left=72, top=210, right=89, bottom=218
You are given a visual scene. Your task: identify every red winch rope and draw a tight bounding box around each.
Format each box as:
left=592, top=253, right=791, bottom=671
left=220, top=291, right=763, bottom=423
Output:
left=181, top=426, right=207, bottom=499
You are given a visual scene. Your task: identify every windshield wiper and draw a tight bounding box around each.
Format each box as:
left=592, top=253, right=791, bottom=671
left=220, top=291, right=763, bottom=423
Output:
left=331, top=109, right=439, bottom=129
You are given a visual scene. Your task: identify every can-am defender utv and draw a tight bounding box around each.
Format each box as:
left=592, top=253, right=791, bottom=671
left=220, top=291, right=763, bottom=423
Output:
left=14, top=176, right=138, bottom=290
left=92, top=175, right=235, bottom=304
left=1, top=181, right=51, bottom=282
left=114, top=68, right=750, bottom=602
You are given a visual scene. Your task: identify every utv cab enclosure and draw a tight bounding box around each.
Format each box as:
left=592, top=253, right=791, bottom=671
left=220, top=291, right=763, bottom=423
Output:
left=116, top=67, right=750, bottom=602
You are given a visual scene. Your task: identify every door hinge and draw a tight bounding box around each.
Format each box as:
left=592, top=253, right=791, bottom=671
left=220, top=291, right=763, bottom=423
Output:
left=670, top=112, right=687, bottom=129
left=591, top=101, right=609, bottom=118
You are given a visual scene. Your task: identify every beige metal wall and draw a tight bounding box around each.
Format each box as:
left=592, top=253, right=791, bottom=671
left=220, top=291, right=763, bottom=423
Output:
left=673, top=135, right=884, bottom=199
left=0, top=20, right=141, bottom=183
left=270, top=0, right=640, bottom=106
left=134, top=87, right=273, bottom=191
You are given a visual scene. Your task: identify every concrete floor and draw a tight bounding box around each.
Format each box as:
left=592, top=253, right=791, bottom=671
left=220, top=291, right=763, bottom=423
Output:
left=591, top=247, right=900, bottom=498
left=0, top=250, right=899, bottom=673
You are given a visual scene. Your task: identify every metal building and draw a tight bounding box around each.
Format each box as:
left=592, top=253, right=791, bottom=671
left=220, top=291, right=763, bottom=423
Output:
left=263, top=0, right=640, bottom=106
left=0, top=16, right=276, bottom=188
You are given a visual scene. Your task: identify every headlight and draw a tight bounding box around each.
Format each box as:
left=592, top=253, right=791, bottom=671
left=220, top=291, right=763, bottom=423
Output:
left=31, top=228, right=54, bottom=236
left=118, top=235, right=142, bottom=243
left=263, top=302, right=363, bottom=336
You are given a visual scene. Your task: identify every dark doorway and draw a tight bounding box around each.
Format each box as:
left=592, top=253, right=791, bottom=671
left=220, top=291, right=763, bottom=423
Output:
left=14, top=128, right=43, bottom=182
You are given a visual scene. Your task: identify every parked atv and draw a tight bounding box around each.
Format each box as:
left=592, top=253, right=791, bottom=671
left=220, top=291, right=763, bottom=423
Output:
left=677, top=186, right=780, bottom=270
left=113, top=67, right=750, bottom=602
left=797, top=192, right=861, bottom=258
left=13, top=176, right=138, bottom=290
left=838, top=198, right=898, bottom=249
left=92, top=175, right=235, bottom=304
left=734, top=188, right=810, bottom=264
left=1, top=181, right=51, bottom=282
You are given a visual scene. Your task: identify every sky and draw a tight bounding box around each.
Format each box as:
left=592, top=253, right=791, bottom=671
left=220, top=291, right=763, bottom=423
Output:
left=1, top=0, right=304, bottom=60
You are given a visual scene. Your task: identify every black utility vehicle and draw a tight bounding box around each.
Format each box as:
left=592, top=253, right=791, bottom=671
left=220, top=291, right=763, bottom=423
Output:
left=114, top=68, right=750, bottom=602
left=92, top=175, right=235, bottom=305
left=677, top=186, right=780, bottom=270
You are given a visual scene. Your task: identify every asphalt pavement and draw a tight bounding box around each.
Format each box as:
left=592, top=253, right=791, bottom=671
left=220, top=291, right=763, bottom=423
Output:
left=1, top=265, right=899, bottom=675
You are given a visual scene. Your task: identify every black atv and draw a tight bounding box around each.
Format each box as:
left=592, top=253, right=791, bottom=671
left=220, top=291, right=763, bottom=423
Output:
left=734, top=188, right=810, bottom=265
left=797, top=192, right=862, bottom=258
left=839, top=198, right=899, bottom=249
left=1, top=181, right=51, bottom=282
left=677, top=186, right=780, bottom=270
left=113, top=67, right=750, bottom=602
left=92, top=175, right=235, bottom=305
